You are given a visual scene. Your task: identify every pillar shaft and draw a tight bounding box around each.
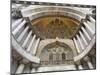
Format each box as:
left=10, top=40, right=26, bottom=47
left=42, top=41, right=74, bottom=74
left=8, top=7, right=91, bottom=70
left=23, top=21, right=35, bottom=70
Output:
left=83, top=22, right=94, bottom=34
left=79, top=31, right=88, bottom=46
left=32, top=38, right=40, bottom=55
left=81, top=27, right=91, bottom=41
left=89, top=16, right=95, bottom=24
left=87, top=21, right=95, bottom=33
left=12, top=20, right=26, bottom=35
left=76, top=35, right=85, bottom=50
left=87, top=60, right=94, bottom=69
left=73, top=38, right=81, bottom=53
left=17, top=26, right=29, bottom=42
left=84, top=56, right=94, bottom=69
left=15, top=64, right=25, bottom=73
left=27, top=35, right=36, bottom=52
left=22, top=30, right=32, bottom=48
left=12, top=18, right=23, bottom=30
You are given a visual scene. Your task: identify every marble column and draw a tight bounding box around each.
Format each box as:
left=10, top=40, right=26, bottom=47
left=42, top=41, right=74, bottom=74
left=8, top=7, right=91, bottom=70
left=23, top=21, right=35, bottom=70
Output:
left=17, top=26, right=29, bottom=42
left=73, top=37, right=81, bottom=53
left=83, top=22, right=94, bottom=35
left=27, top=35, right=36, bottom=52
left=76, top=34, right=85, bottom=50
left=12, top=18, right=23, bottom=30
left=12, top=20, right=26, bottom=35
left=87, top=60, right=94, bottom=69
left=79, top=31, right=88, bottom=46
left=32, top=38, right=40, bottom=55
left=81, top=27, right=91, bottom=41
left=89, top=16, right=95, bottom=24
left=84, top=56, right=94, bottom=69
left=15, top=64, right=25, bottom=73
left=22, top=30, right=32, bottom=48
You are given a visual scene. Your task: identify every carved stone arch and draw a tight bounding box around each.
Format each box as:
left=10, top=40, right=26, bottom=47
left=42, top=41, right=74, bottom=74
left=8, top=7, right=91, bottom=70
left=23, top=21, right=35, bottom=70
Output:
left=39, top=41, right=74, bottom=66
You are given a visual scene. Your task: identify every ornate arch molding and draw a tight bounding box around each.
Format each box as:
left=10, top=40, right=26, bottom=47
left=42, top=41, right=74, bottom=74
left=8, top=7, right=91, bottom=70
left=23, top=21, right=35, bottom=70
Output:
left=21, top=6, right=86, bottom=18
left=36, top=38, right=77, bottom=58
left=38, top=40, right=74, bottom=66
left=42, top=41, right=72, bottom=51
left=21, top=6, right=87, bottom=22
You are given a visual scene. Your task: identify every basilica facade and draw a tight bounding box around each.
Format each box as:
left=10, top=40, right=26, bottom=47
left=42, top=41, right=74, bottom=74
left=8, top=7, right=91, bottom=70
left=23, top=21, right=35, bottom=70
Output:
left=11, top=0, right=96, bottom=74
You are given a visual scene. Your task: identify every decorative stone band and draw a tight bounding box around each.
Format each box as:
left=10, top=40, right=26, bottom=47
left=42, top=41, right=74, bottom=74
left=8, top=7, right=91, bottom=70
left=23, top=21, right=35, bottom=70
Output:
left=12, top=0, right=96, bottom=8
left=21, top=6, right=85, bottom=17
left=27, top=11, right=83, bottom=23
